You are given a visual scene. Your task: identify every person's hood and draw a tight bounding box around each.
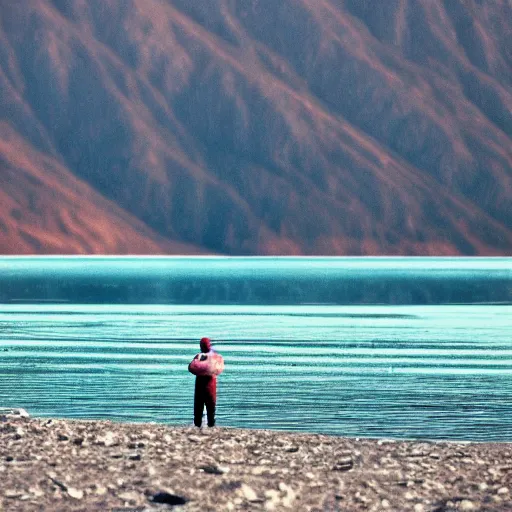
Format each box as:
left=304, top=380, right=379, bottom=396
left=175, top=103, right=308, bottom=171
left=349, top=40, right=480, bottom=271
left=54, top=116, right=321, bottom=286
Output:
left=200, top=337, right=212, bottom=353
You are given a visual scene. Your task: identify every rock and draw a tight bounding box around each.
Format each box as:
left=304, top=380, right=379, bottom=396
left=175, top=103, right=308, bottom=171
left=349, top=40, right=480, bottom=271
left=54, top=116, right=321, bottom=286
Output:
left=150, top=491, right=188, bottom=506
left=188, top=435, right=202, bottom=443
left=381, top=499, right=391, bottom=509
left=281, top=490, right=296, bottom=508
left=459, top=500, right=475, bottom=510
left=497, top=487, right=509, bottom=495
left=278, top=483, right=290, bottom=493
left=127, top=441, right=145, bottom=449
left=199, top=464, right=228, bottom=475
left=98, top=431, right=116, bottom=447
left=240, top=483, right=259, bottom=502
left=29, top=486, right=44, bottom=498
left=333, top=457, right=353, bottom=471
left=57, top=434, right=69, bottom=441
left=94, top=485, right=107, bottom=496
left=264, top=489, right=281, bottom=511
left=4, top=489, right=24, bottom=498
left=48, top=475, right=67, bottom=491
left=265, top=490, right=280, bottom=500
left=67, top=487, right=84, bottom=500
left=0, top=408, right=30, bottom=418
left=118, top=491, right=140, bottom=502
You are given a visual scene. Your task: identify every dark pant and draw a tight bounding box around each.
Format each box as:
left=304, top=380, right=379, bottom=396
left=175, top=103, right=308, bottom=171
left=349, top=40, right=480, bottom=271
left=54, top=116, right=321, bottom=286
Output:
left=194, top=376, right=217, bottom=427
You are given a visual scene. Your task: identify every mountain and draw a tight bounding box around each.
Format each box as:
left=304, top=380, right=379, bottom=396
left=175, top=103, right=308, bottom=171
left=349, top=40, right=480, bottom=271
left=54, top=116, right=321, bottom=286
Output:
left=0, top=123, right=205, bottom=254
left=1, top=0, right=511, bottom=255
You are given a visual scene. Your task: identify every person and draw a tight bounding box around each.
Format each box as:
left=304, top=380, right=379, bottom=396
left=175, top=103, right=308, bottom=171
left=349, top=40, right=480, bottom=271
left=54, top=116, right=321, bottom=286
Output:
left=188, top=337, right=223, bottom=428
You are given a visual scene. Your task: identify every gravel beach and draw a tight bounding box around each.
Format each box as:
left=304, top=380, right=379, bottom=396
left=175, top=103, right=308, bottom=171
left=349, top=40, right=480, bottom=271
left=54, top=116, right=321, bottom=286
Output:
left=1, top=411, right=511, bottom=511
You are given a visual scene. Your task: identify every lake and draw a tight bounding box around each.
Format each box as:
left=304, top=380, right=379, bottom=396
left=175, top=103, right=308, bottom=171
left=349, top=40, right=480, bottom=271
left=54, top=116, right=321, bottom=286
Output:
left=0, top=257, right=511, bottom=441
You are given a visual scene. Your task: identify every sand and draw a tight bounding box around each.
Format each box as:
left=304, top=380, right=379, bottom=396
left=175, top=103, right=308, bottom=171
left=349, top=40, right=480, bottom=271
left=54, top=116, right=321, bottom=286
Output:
left=1, top=410, right=511, bottom=511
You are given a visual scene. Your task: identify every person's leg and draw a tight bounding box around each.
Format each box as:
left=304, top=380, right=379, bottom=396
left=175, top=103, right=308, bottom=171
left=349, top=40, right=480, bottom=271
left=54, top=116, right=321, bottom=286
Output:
left=194, top=378, right=205, bottom=427
left=205, top=377, right=217, bottom=427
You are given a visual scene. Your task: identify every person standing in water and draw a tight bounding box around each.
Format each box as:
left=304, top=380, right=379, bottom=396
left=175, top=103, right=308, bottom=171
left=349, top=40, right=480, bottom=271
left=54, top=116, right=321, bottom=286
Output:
left=188, top=337, right=224, bottom=428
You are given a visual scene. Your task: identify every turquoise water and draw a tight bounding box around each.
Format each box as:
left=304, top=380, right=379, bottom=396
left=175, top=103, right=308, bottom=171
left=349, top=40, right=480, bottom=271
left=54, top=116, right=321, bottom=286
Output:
left=1, top=300, right=511, bottom=441
left=1, top=256, right=511, bottom=304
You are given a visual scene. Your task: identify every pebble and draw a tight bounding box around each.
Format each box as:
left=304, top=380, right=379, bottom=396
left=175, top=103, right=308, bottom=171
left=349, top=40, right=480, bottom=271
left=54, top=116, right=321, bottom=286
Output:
left=99, top=432, right=116, bottom=447
left=264, top=490, right=281, bottom=511
left=4, top=489, right=23, bottom=499
left=282, top=489, right=296, bottom=508
left=199, top=464, right=228, bottom=474
left=29, top=486, right=44, bottom=498
left=141, top=430, right=156, bottom=441
left=241, top=483, right=259, bottom=502
left=0, top=408, right=29, bottom=418
left=459, top=500, right=475, bottom=510
left=333, top=456, right=353, bottom=471
left=94, top=485, right=107, bottom=495
left=150, top=491, right=188, bottom=506
left=413, top=504, right=424, bottom=512
left=380, top=499, right=390, bottom=508
left=118, top=491, right=140, bottom=502
left=67, top=487, right=84, bottom=500
left=497, top=487, right=509, bottom=495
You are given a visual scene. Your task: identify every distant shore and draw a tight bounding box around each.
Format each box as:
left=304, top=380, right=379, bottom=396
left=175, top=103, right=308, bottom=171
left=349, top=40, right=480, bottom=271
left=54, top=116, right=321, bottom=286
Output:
left=1, top=412, right=511, bottom=511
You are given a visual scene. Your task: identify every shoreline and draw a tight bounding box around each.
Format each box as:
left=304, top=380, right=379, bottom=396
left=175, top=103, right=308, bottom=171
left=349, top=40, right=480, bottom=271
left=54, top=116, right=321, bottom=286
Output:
left=1, top=412, right=511, bottom=511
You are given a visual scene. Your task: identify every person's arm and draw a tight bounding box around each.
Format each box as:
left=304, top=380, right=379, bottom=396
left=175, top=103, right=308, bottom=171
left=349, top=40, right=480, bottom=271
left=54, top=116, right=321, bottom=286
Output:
left=188, top=354, right=199, bottom=373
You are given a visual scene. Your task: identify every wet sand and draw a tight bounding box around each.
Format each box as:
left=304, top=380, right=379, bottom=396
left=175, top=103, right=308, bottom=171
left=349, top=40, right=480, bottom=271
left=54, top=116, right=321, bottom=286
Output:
left=1, top=411, right=511, bottom=511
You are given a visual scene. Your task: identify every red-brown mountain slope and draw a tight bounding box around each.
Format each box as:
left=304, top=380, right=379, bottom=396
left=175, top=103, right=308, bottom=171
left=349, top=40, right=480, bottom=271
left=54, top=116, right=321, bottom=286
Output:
left=0, top=0, right=511, bottom=254
left=0, top=123, right=204, bottom=254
